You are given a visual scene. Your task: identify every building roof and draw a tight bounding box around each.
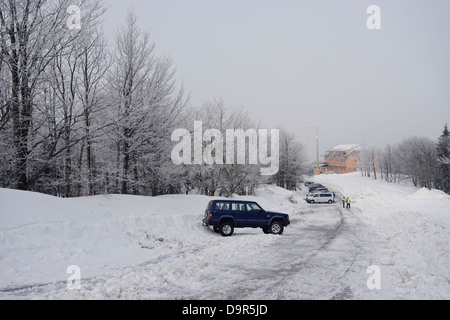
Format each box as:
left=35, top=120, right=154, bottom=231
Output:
left=328, top=144, right=360, bottom=153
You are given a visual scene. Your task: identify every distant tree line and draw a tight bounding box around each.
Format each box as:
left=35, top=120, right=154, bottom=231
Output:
left=0, top=1, right=307, bottom=197
left=358, top=124, right=450, bottom=193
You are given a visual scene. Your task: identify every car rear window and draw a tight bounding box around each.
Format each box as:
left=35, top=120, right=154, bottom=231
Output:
left=214, top=202, right=230, bottom=211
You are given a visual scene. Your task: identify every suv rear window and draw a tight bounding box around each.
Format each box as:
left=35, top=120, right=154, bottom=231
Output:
left=214, top=202, right=230, bottom=211
left=205, top=200, right=213, bottom=211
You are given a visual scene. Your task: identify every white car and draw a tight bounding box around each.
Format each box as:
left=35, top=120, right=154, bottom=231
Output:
left=306, top=192, right=335, bottom=204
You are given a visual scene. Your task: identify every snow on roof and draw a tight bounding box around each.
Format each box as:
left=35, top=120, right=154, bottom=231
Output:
left=328, top=144, right=360, bottom=153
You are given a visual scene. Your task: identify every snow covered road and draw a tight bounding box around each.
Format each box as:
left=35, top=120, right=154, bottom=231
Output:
left=0, top=193, right=390, bottom=299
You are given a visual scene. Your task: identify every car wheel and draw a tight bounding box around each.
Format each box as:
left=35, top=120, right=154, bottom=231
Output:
left=219, top=222, right=234, bottom=237
left=269, top=221, right=284, bottom=235
left=262, top=227, right=270, bottom=234
left=213, top=226, right=219, bottom=233
left=310, top=200, right=315, bottom=204
left=328, top=200, right=332, bottom=204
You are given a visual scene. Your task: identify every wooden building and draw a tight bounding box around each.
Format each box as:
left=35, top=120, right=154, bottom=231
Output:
left=322, top=144, right=360, bottom=174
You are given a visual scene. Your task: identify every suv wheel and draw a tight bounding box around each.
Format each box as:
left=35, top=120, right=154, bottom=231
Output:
left=262, top=227, right=270, bottom=234
left=219, top=222, right=234, bottom=237
left=269, top=221, right=284, bottom=235
left=213, top=226, right=220, bottom=233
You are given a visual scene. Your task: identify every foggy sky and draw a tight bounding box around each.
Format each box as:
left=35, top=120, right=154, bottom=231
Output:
left=100, top=0, right=450, bottom=161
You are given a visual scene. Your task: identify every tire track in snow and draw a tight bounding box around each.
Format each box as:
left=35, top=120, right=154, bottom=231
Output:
left=214, top=204, right=376, bottom=300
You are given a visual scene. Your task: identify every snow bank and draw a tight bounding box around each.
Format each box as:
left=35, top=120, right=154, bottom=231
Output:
left=0, top=185, right=303, bottom=291
left=314, top=172, right=450, bottom=299
left=407, top=187, right=450, bottom=201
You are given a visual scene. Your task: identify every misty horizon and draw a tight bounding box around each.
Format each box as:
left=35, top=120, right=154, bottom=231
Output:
left=99, top=0, right=450, bottom=162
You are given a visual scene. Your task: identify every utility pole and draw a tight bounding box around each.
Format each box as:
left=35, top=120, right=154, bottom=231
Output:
left=315, top=127, right=319, bottom=175
left=302, top=126, right=320, bottom=175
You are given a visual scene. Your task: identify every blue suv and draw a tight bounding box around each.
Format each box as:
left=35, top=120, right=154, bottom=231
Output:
left=202, top=200, right=290, bottom=237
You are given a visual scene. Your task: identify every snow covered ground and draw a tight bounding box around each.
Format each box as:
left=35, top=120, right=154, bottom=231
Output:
left=314, top=173, right=450, bottom=299
left=0, top=173, right=449, bottom=299
left=0, top=184, right=306, bottom=299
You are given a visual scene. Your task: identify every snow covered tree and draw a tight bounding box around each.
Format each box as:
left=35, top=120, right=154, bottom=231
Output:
left=183, top=98, right=260, bottom=196
left=381, top=144, right=392, bottom=182
left=45, top=39, right=84, bottom=197
left=397, top=136, right=437, bottom=189
left=359, top=144, right=378, bottom=179
left=76, top=30, right=111, bottom=195
left=270, top=129, right=307, bottom=190
left=0, top=0, right=104, bottom=191
left=436, top=123, right=450, bottom=193
left=380, top=143, right=403, bottom=183
left=106, top=9, right=187, bottom=195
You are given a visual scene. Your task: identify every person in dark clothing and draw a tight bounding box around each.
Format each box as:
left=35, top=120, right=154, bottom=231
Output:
left=342, top=196, right=346, bottom=208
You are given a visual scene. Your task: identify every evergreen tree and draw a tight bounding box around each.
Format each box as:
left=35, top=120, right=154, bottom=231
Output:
left=436, top=123, right=450, bottom=193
